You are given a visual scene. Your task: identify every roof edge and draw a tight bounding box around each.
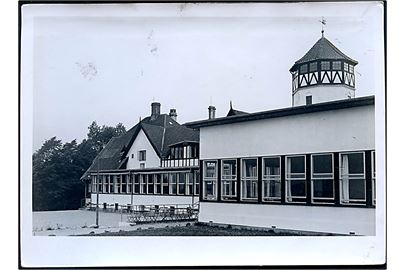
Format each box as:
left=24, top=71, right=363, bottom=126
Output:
left=185, top=96, right=375, bottom=129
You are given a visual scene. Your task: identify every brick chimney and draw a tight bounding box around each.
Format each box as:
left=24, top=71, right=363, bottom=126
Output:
left=169, top=109, right=177, bottom=121
left=208, top=105, right=216, bottom=119
left=151, top=102, right=161, bottom=120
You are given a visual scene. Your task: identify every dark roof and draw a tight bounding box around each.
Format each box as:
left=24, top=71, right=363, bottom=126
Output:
left=226, top=108, right=249, bottom=117
left=81, top=114, right=199, bottom=179
left=185, top=96, right=374, bottom=129
left=290, top=36, right=358, bottom=72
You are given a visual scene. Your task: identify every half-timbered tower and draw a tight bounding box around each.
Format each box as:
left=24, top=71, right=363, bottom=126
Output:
left=290, top=33, right=358, bottom=106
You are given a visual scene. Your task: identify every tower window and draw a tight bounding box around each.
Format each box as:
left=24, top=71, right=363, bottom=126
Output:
left=349, top=65, right=354, bottom=73
left=344, top=62, right=349, bottom=71
left=306, top=95, right=312, bottom=105
left=300, top=64, right=308, bottom=73
left=332, top=61, right=342, bottom=70
left=309, top=62, right=317, bottom=72
left=321, top=61, right=330, bottom=70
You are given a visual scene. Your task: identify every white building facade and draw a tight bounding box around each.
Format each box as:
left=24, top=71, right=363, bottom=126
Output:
left=186, top=34, right=376, bottom=235
left=82, top=103, right=200, bottom=210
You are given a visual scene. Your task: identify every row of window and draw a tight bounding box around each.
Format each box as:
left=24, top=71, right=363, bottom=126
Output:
left=202, top=151, right=376, bottom=206
left=299, top=61, right=354, bottom=74
left=168, top=144, right=199, bottom=160
left=91, top=172, right=200, bottom=196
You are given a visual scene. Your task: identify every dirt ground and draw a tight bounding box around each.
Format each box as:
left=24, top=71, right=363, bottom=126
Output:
left=84, top=223, right=335, bottom=236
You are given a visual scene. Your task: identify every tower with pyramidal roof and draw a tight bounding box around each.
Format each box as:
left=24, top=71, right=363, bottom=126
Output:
left=289, top=31, right=358, bottom=106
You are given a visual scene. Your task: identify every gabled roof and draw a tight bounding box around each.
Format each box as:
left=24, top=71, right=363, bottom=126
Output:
left=81, top=114, right=199, bottom=179
left=290, top=36, right=358, bottom=72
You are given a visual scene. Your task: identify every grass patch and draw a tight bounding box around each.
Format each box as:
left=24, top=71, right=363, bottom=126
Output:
left=82, top=223, right=335, bottom=236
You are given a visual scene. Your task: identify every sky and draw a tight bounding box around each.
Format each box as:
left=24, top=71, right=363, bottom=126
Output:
left=29, top=2, right=384, bottom=150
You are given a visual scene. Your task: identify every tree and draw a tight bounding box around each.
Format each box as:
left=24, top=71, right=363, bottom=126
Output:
left=32, top=122, right=126, bottom=211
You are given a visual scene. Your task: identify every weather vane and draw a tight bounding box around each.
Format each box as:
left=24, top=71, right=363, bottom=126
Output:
left=319, top=17, right=326, bottom=37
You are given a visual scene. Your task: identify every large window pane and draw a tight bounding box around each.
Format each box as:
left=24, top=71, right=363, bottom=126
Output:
left=312, top=154, right=334, bottom=203
left=263, top=180, right=281, bottom=198
left=134, top=174, right=140, bottom=194
left=340, top=152, right=366, bottom=204
left=241, top=159, right=257, bottom=200
left=348, top=153, right=364, bottom=174
left=203, top=161, right=217, bottom=200
left=222, top=160, right=237, bottom=179
left=154, top=174, right=161, bottom=194
left=286, top=156, right=306, bottom=202
left=312, top=154, right=332, bottom=174
left=313, top=180, right=334, bottom=198
left=205, top=161, right=217, bottom=178
left=162, top=174, right=169, bottom=195
left=349, top=179, right=365, bottom=200
left=178, top=173, right=186, bottom=195
left=221, top=160, right=237, bottom=200
left=263, top=157, right=281, bottom=201
left=169, top=173, right=177, bottom=194
left=242, top=159, right=257, bottom=178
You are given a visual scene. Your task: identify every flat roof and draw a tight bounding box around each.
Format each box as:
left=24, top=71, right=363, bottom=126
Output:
left=185, top=95, right=375, bottom=129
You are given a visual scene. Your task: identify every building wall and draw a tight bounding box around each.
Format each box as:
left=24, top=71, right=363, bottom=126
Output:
left=126, top=128, right=161, bottom=169
left=198, top=202, right=375, bottom=235
left=293, top=85, right=355, bottom=106
left=91, top=193, right=198, bottom=206
left=200, top=105, right=374, bottom=159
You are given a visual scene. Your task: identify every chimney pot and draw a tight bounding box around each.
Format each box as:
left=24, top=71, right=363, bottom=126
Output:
left=208, top=105, right=216, bottom=119
left=151, top=102, right=161, bottom=120
left=169, top=109, right=177, bottom=121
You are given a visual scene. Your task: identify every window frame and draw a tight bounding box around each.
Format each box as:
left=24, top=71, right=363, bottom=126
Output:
left=339, top=151, right=366, bottom=205
left=147, top=174, right=154, bottom=194
left=203, top=160, right=218, bottom=200
left=262, top=156, right=281, bottom=202
left=154, top=174, right=162, bottom=195
left=371, top=151, right=376, bottom=206
left=169, top=173, right=177, bottom=195
left=140, top=174, right=146, bottom=194
left=311, top=153, right=334, bottom=204
left=162, top=173, right=169, bottom=195
left=332, top=61, right=342, bottom=70
left=186, top=172, right=194, bottom=196
left=285, top=155, right=307, bottom=203
left=241, top=158, right=258, bottom=201
left=321, top=61, right=330, bottom=70
left=221, top=159, right=238, bottom=201
left=309, top=62, right=317, bottom=72
left=138, top=150, right=146, bottom=161
left=133, top=174, right=140, bottom=194
left=177, top=172, right=186, bottom=195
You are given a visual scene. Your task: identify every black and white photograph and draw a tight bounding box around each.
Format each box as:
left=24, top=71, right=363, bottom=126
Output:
left=19, top=1, right=386, bottom=268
